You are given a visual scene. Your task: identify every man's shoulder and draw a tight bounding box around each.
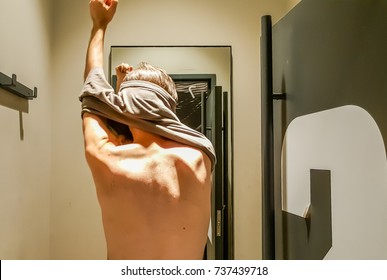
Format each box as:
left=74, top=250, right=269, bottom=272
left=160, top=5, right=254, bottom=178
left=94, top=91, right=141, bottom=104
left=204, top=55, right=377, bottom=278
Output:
left=110, top=140, right=211, bottom=176
left=161, top=145, right=211, bottom=179
left=165, top=145, right=204, bottom=162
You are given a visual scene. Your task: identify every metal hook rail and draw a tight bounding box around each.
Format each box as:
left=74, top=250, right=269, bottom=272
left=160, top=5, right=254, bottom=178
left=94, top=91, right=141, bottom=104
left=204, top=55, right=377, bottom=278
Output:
left=0, top=72, right=37, bottom=100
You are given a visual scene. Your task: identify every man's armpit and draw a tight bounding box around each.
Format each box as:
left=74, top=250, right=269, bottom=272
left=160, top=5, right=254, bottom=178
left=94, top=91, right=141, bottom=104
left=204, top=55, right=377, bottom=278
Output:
left=82, top=113, right=119, bottom=149
left=106, top=118, right=133, bottom=141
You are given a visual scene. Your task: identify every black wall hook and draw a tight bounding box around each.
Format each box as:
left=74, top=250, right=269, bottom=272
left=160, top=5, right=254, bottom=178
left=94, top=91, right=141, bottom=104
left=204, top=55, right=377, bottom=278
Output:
left=0, top=72, right=38, bottom=100
left=0, top=74, right=17, bottom=87
left=273, top=92, right=286, bottom=100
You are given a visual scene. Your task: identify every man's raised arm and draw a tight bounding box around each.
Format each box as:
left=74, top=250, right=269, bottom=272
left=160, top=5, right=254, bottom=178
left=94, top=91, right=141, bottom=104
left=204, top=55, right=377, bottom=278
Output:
left=82, top=0, right=120, bottom=157
left=84, top=0, right=118, bottom=81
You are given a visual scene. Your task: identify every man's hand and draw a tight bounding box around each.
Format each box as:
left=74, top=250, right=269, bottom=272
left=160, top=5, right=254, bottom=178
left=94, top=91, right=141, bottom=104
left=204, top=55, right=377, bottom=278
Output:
left=89, top=0, right=118, bottom=29
left=115, top=63, right=133, bottom=91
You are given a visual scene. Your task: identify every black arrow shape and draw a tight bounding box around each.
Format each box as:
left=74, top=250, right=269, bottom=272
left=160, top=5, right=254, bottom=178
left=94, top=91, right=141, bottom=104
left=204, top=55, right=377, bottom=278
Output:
left=282, top=169, right=332, bottom=259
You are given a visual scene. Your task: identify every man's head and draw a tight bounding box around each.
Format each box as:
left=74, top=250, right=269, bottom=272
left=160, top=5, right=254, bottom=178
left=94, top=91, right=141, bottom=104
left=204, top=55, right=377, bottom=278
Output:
left=124, top=62, right=178, bottom=102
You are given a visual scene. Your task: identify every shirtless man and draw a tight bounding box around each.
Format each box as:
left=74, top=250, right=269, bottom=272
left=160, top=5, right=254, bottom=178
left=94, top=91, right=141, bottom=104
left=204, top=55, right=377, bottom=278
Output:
left=82, top=0, right=212, bottom=259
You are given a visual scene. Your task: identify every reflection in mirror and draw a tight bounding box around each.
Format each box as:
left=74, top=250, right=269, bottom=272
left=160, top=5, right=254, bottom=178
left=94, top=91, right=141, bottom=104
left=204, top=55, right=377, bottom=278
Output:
left=110, top=46, right=233, bottom=260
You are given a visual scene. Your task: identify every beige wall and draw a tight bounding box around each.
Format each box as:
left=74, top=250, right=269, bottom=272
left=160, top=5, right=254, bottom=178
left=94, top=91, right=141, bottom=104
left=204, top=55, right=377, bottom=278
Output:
left=0, top=0, right=52, bottom=259
left=287, top=0, right=302, bottom=10
left=0, top=0, right=296, bottom=260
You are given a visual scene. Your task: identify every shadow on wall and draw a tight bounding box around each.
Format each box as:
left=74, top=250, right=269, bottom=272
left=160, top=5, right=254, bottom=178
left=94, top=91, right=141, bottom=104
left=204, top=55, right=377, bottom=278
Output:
left=0, top=88, right=28, bottom=140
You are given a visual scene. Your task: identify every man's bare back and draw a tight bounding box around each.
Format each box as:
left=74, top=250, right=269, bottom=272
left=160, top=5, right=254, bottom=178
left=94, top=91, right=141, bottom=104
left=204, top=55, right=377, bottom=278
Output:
left=82, top=0, right=213, bottom=259
left=83, top=114, right=212, bottom=259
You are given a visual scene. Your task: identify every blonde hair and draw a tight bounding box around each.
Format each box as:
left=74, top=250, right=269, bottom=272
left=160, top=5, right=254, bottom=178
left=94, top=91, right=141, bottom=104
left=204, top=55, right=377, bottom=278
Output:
left=125, top=62, right=178, bottom=102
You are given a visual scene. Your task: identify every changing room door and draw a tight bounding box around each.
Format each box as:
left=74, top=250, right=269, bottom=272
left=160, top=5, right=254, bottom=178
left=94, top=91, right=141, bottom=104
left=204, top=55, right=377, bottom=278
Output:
left=269, top=0, right=387, bottom=259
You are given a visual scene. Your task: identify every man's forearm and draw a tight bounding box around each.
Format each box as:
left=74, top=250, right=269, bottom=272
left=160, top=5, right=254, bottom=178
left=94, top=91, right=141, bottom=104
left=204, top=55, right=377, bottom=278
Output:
left=84, top=26, right=106, bottom=81
left=84, top=0, right=118, bottom=81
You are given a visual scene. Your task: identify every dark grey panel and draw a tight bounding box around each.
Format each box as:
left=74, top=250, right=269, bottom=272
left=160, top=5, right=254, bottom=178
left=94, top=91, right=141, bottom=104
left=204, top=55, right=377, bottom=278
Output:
left=272, top=0, right=387, bottom=259
left=273, top=0, right=387, bottom=154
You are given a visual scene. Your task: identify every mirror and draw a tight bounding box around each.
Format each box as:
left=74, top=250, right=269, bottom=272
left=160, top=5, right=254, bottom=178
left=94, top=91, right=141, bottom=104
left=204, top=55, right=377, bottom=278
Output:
left=109, top=46, right=234, bottom=260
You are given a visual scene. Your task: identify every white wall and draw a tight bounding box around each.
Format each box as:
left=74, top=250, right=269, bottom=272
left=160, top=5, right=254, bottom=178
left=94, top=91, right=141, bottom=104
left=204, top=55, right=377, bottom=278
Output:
left=0, top=0, right=52, bottom=259
left=49, top=0, right=293, bottom=260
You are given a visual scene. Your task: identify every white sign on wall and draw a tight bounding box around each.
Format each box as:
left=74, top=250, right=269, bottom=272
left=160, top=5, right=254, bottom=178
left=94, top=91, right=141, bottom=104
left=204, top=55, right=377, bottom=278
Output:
left=281, top=105, right=387, bottom=259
